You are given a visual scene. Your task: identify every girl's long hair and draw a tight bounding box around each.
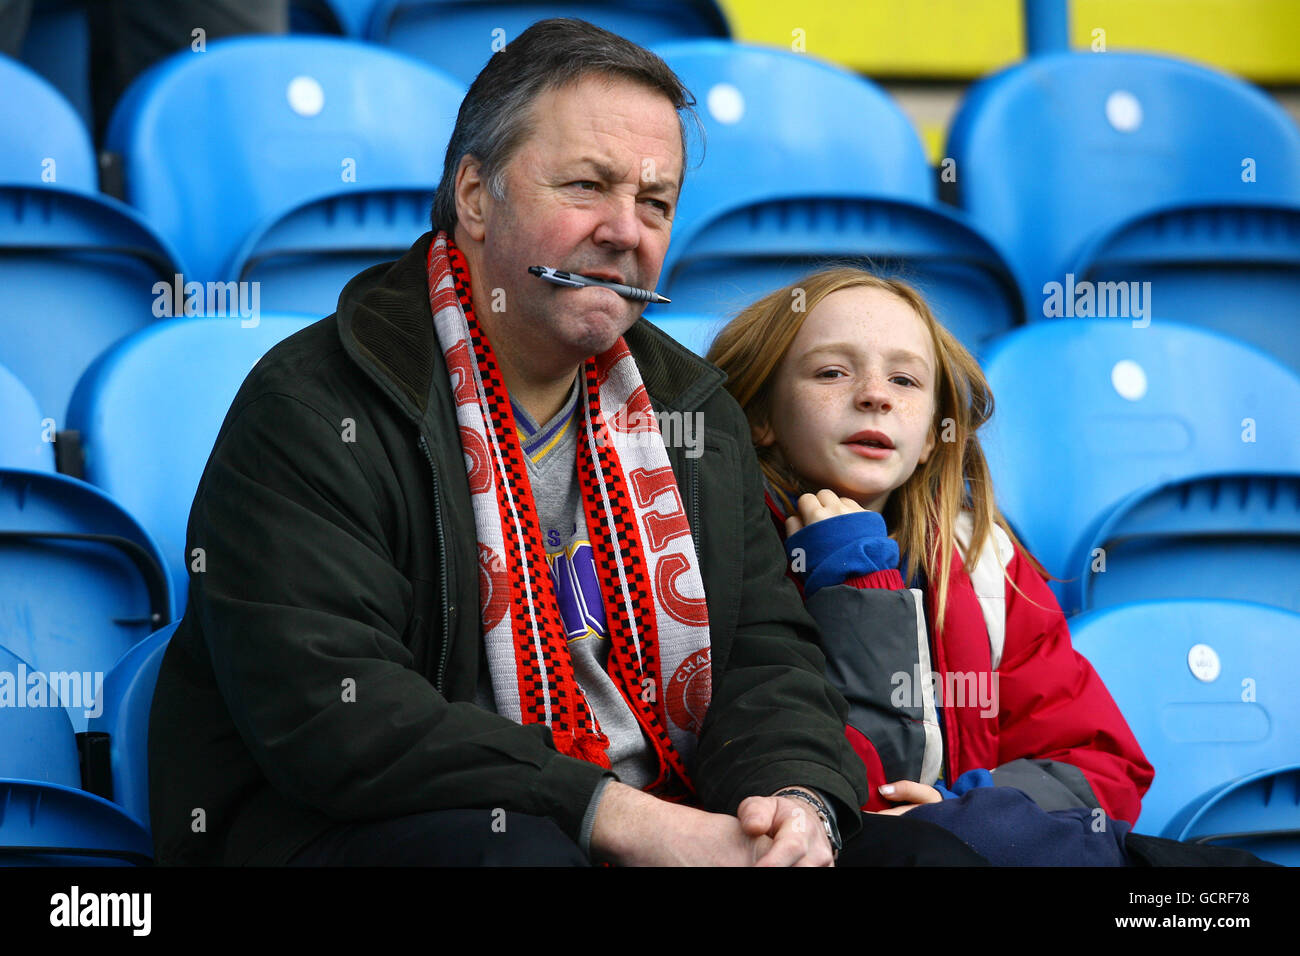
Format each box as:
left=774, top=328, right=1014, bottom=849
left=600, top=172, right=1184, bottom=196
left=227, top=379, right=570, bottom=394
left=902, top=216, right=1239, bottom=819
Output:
left=707, top=266, right=1049, bottom=634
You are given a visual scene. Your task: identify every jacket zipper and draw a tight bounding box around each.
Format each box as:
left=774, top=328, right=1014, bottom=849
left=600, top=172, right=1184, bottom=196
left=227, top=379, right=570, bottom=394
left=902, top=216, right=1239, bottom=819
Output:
left=418, top=434, right=452, bottom=694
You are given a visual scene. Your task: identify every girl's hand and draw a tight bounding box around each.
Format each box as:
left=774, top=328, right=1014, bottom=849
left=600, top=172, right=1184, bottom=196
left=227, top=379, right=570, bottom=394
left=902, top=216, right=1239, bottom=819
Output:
left=873, top=780, right=944, bottom=816
left=785, top=489, right=865, bottom=536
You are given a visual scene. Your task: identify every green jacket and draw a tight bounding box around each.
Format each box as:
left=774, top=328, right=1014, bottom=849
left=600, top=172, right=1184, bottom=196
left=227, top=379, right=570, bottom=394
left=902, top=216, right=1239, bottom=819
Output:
left=148, top=233, right=867, bottom=865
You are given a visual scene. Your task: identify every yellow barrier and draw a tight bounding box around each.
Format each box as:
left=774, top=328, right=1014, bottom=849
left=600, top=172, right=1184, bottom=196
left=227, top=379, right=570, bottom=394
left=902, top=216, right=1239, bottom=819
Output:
left=719, top=0, right=1023, bottom=78
left=1072, top=0, right=1300, bottom=83
left=719, top=0, right=1300, bottom=82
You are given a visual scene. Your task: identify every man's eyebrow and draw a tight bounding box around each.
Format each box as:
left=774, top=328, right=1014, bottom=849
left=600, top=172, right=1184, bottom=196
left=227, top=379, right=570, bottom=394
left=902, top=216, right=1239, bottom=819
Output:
left=573, top=157, right=679, bottom=194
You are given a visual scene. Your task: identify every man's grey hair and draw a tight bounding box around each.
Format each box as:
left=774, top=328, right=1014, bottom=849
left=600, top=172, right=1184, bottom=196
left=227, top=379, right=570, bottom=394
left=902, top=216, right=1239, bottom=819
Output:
left=430, top=18, right=701, bottom=234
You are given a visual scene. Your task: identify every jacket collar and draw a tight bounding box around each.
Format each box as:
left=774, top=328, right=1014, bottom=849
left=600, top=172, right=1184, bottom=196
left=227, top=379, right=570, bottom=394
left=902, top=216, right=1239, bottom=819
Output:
left=335, top=231, right=727, bottom=427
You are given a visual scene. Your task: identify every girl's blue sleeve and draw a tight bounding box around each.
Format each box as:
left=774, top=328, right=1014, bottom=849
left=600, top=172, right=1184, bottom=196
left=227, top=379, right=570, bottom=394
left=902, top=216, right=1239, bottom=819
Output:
left=783, top=511, right=899, bottom=598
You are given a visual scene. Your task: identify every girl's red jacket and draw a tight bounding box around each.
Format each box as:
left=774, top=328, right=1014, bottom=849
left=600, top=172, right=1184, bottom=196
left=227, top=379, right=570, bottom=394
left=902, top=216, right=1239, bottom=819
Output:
left=768, top=496, right=1154, bottom=825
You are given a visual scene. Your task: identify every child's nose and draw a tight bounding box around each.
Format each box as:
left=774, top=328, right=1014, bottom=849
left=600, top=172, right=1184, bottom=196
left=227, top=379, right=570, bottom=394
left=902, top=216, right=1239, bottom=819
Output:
left=856, top=376, right=892, bottom=411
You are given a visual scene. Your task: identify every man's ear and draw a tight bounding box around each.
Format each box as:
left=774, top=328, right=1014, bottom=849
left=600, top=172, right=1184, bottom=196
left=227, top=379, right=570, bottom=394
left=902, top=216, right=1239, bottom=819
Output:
left=454, top=155, right=488, bottom=242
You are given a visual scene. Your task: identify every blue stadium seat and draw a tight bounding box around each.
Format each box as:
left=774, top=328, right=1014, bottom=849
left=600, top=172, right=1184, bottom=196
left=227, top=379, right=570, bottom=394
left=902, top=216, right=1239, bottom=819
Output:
left=66, top=314, right=320, bottom=612
left=644, top=313, right=727, bottom=358
left=1168, top=765, right=1300, bottom=866
left=106, top=36, right=464, bottom=284
left=0, top=468, right=171, bottom=732
left=0, top=643, right=82, bottom=787
left=0, top=643, right=154, bottom=866
left=291, top=0, right=379, bottom=35
left=1080, top=473, right=1300, bottom=616
left=1070, top=202, right=1300, bottom=373
left=647, top=196, right=1024, bottom=353
left=648, top=42, right=1021, bottom=350
left=1071, top=599, right=1300, bottom=864
left=230, top=187, right=433, bottom=316
left=86, top=622, right=178, bottom=832
left=371, top=1, right=729, bottom=84
left=980, top=320, right=1300, bottom=614
left=0, top=361, right=54, bottom=472
left=947, top=52, right=1300, bottom=321
left=0, top=184, right=184, bottom=426
left=0, top=52, right=95, bottom=190
left=655, top=40, right=934, bottom=234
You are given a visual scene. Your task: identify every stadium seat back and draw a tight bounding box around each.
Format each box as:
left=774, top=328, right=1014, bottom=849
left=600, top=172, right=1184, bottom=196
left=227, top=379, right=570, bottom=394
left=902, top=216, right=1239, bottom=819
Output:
left=291, top=0, right=379, bottom=36
left=0, top=644, right=83, bottom=787
left=87, top=622, right=178, bottom=830
left=1072, top=202, right=1300, bottom=375
left=0, top=642, right=154, bottom=866
left=948, top=51, right=1300, bottom=305
left=0, top=185, right=183, bottom=426
left=1072, top=599, right=1300, bottom=862
left=0, top=52, right=95, bottom=191
left=1082, top=473, right=1300, bottom=616
left=0, top=361, right=54, bottom=472
left=980, top=320, right=1300, bottom=613
left=656, top=40, right=935, bottom=248
left=372, top=1, right=730, bottom=84
left=655, top=195, right=1022, bottom=354
left=0, top=468, right=171, bottom=732
left=637, top=313, right=728, bottom=358
left=66, top=314, right=321, bottom=613
left=106, top=36, right=463, bottom=282
left=1169, top=764, right=1300, bottom=866
left=231, top=188, right=434, bottom=316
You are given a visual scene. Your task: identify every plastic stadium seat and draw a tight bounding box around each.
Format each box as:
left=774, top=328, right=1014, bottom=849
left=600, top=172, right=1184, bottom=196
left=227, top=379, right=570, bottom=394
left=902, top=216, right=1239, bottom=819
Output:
left=1070, top=202, right=1300, bottom=374
left=0, top=184, right=184, bottom=426
left=655, top=40, right=934, bottom=235
left=645, top=313, right=726, bottom=358
left=370, top=0, right=730, bottom=84
left=648, top=195, right=1024, bottom=354
left=0, top=643, right=83, bottom=787
left=0, top=468, right=171, bottom=733
left=106, top=36, right=464, bottom=284
left=66, top=314, right=321, bottom=612
left=980, top=320, right=1300, bottom=614
left=1080, top=473, right=1300, bottom=616
left=0, top=53, right=96, bottom=191
left=1071, top=599, right=1300, bottom=864
left=17, top=2, right=92, bottom=126
left=1168, top=765, right=1300, bottom=866
left=230, top=187, right=434, bottom=317
left=947, top=52, right=1300, bottom=318
left=648, top=42, right=1021, bottom=350
left=291, top=0, right=379, bottom=36
left=0, top=361, right=54, bottom=472
left=86, top=622, right=178, bottom=831
left=0, top=644, right=154, bottom=866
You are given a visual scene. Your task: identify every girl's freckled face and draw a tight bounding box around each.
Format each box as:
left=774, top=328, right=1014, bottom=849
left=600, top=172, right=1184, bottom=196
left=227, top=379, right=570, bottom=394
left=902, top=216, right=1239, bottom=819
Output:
left=758, top=287, right=938, bottom=512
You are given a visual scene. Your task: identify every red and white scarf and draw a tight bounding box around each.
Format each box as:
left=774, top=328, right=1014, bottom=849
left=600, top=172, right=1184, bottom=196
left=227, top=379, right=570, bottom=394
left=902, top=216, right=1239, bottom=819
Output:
left=426, top=232, right=711, bottom=794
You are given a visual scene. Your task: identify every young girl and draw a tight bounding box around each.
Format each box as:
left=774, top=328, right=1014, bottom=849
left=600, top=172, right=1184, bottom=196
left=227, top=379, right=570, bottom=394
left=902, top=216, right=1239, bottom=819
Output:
left=707, top=267, right=1156, bottom=841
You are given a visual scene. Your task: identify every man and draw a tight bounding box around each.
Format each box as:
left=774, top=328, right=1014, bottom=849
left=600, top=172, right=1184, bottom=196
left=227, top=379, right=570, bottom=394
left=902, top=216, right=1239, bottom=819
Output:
left=149, top=18, right=986, bottom=866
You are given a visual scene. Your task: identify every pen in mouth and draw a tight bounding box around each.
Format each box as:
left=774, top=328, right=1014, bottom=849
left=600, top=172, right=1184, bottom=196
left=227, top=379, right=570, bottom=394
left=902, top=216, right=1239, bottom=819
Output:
left=528, top=265, right=671, bottom=304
